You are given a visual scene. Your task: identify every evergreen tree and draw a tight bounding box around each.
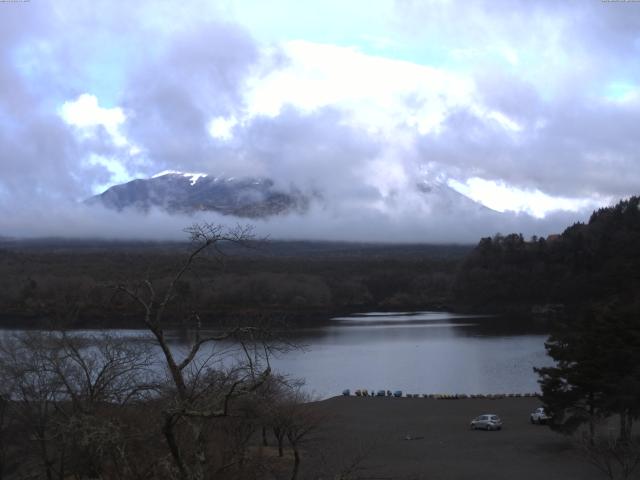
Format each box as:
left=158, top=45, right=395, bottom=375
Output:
left=536, top=300, right=640, bottom=441
left=454, top=196, right=640, bottom=312
left=536, top=309, right=608, bottom=438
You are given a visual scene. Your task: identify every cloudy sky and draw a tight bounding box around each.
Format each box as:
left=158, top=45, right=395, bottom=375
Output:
left=1, top=0, right=639, bottom=242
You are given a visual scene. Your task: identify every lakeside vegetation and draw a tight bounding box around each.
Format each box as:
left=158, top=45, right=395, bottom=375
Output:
left=0, top=240, right=468, bottom=328
left=454, top=196, right=640, bottom=315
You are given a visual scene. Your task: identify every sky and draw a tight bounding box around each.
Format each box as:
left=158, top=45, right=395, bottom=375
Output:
left=1, top=0, right=639, bottom=242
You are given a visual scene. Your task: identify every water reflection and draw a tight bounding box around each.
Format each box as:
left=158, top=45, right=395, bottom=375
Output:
left=0, top=312, right=552, bottom=399
left=266, top=312, right=552, bottom=398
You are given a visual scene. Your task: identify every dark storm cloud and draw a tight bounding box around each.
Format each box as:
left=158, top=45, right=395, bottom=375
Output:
left=121, top=21, right=264, bottom=174
left=418, top=91, right=640, bottom=198
left=222, top=107, right=383, bottom=200
left=0, top=3, right=86, bottom=207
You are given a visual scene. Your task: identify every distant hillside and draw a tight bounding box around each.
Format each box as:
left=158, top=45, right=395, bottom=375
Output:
left=453, top=196, right=640, bottom=313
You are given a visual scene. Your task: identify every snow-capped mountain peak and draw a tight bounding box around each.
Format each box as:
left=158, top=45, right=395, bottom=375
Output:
left=86, top=171, right=495, bottom=220
left=152, top=170, right=208, bottom=186
left=87, top=172, right=309, bottom=218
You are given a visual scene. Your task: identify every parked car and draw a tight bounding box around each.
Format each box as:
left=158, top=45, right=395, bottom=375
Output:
left=470, top=414, right=502, bottom=431
left=530, top=407, right=550, bottom=424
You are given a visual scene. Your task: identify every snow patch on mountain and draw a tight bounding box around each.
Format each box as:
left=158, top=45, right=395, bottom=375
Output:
left=152, top=170, right=208, bottom=186
left=87, top=172, right=310, bottom=218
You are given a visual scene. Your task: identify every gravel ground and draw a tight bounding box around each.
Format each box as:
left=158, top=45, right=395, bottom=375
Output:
left=301, top=396, right=603, bottom=480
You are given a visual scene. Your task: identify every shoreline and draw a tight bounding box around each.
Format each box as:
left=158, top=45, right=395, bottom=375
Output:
left=0, top=303, right=463, bottom=330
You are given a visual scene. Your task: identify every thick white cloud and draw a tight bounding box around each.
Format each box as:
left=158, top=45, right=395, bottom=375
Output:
left=60, top=94, right=126, bottom=144
left=245, top=40, right=476, bottom=133
left=1, top=199, right=577, bottom=243
left=448, top=178, right=608, bottom=219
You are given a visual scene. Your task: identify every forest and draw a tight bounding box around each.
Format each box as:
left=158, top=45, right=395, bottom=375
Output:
left=0, top=238, right=468, bottom=328
left=453, top=196, right=640, bottom=316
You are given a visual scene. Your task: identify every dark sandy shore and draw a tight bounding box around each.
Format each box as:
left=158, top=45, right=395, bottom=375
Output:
left=301, top=396, right=602, bottom=480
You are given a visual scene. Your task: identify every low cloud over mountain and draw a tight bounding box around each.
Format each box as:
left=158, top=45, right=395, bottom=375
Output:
left=87, top=171, right=310, bottom=218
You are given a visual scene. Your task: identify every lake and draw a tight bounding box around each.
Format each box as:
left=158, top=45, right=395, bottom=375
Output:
left=1, top=311, right=553, bottom=399
left=264, top=311, right=552, bottom=398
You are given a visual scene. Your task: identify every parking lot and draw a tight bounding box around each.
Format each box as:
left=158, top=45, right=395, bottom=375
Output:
left=303, top=396, right=603, bottom=480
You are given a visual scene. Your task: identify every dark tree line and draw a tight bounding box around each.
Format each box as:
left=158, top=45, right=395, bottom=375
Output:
left=454, top=196, right=640, bottom=313
left=0, top=241, right=467, bottom=328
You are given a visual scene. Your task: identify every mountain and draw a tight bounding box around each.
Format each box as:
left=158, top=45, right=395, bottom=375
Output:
left=86, top=171, right=310, bottom=218
left=87, top=171, right=495, bottom=219
left=416, top=180, right=496, bottom=213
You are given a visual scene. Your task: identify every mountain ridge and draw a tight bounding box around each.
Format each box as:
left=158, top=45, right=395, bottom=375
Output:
left=86, top=171, right=310, bottom=218
left=86, top=171, right=496, bottom=219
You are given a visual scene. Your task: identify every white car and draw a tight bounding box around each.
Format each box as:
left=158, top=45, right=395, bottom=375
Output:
left=470, top=414, right=502, bottom=431
left=530, top=407, right=550, bottom=424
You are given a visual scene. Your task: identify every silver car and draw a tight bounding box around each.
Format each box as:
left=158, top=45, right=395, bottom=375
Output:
left=470, top=414, right=502, bottom=431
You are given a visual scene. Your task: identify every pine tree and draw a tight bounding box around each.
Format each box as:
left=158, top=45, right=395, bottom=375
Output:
left=536, top=300, right=640, bottom=441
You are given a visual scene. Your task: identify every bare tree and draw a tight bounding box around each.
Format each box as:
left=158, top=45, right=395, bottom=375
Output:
left=577, top=432, right=640, bottom=480
left=285, top=401, right=322, bottom=480
left=259, top=375, right=301, bottom=458
left=0, top=331, right=158, bottom=480
left=0, top=332, right=66, bottom=480
left=263, top=386, right=323, bottom=480
left=49, top=332, right=157, bottom=408
left=0, top=223, right=302, bottom=480
left=48, top=332, right=158, bottom=478
left=115, top=223, right=279, bottom=480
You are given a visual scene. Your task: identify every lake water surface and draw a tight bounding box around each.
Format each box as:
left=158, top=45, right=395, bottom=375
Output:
left=3, top=311, right=552, bottom=399
left=264, top=311, right=552, bottom=398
